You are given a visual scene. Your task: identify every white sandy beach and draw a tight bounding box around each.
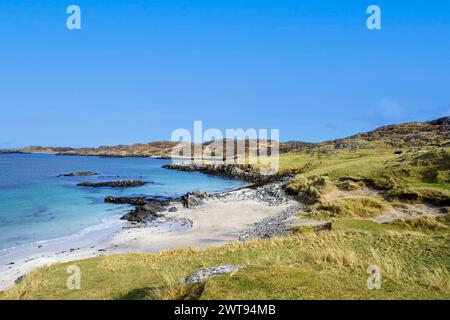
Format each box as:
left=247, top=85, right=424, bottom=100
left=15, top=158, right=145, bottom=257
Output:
left=0, top=187, right=295, bottom=292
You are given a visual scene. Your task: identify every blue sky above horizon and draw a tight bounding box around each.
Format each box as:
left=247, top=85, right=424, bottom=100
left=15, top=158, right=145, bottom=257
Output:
left=0, top=0, right=449, bottom=148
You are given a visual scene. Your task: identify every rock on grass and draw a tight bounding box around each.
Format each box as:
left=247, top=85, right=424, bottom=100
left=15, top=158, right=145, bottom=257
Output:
left=185, top=265, right=246, bottom=285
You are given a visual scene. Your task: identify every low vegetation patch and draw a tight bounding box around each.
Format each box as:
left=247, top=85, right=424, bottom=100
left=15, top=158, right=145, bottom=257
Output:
left=366, top=171, right=406, bottom=190
left=285, top=174, right=331, bottom=204
left=436, top=213, right=450, bottom=225
left=309, top=196, right=389, bottom=219
left=390, top=216, right=449, bottom=232
left=414, top=148, right=450, bottom=183
left=333, top=219, right=401, bottom=234
left=335, top=179, right=365, bottom=191
left=388, top=188, right=450, bottom=206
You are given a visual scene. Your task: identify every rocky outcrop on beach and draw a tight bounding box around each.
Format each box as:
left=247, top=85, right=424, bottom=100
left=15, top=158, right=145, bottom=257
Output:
left=58, top=171, right=98, bottom=177
left=116, top=190, right=211, bottom=222
left=163, top=162, right=280, bottom=182
left=77, top=180, right=147, bottom=188
left=181, top=191, right=209, bottom=208
left=121, top=203, right=166, bottom=222
left=210, top=180, right=291, bottom=206
left=104, top=195, right=173, bottom=223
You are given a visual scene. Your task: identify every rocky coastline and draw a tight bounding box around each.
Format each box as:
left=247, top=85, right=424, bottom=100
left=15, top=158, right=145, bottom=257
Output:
left=162, top=162, right=283, bottom=182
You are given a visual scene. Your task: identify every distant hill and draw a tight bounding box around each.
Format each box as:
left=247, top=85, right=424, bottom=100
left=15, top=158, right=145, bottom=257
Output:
left=2, top=116, right=448, bottom=157
left=331, top=116, right=449, bottom=149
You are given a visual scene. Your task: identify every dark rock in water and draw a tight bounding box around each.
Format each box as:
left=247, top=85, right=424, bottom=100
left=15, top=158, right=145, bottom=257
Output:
left=58, top=171, right=97, bottom=177
left=77, top=180, right=147, bottom=188
left=104, top=195, right=171, bottom=206
left=168, top=207, right=178, bottom=212
left=181, top=191, right=209, bottom=208
left=105, top=196, right=149, bottom=206
left=185, top=265, right=246, bottom=284
left=106, top=194, right=174, bottom=222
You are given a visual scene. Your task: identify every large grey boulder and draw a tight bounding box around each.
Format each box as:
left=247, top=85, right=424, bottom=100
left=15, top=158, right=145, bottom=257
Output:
left=185, top=265, right=246, bottom=284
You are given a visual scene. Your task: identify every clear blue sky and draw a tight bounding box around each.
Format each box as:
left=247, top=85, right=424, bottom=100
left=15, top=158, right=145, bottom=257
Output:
left=0, top=0, right=449, bottom=148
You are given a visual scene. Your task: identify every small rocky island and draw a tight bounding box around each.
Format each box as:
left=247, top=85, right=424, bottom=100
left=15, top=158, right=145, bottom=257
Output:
left=77, top=180, right=147, bottom=188
left=58, top=171, right=98, bottom=177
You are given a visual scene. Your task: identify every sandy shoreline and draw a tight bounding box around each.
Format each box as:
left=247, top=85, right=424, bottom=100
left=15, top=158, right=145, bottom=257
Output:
left=0, top=186, right=296, bottom=292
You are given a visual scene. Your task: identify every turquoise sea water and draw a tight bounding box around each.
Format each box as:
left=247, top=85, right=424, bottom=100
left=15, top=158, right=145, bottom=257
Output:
left=0, top=154, right=247, bottom=250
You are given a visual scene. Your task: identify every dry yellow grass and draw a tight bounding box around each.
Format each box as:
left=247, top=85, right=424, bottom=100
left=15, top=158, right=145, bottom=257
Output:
left=309, top=196, right=389, bottom=219
left=2, top=228, right=448, bottom=300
